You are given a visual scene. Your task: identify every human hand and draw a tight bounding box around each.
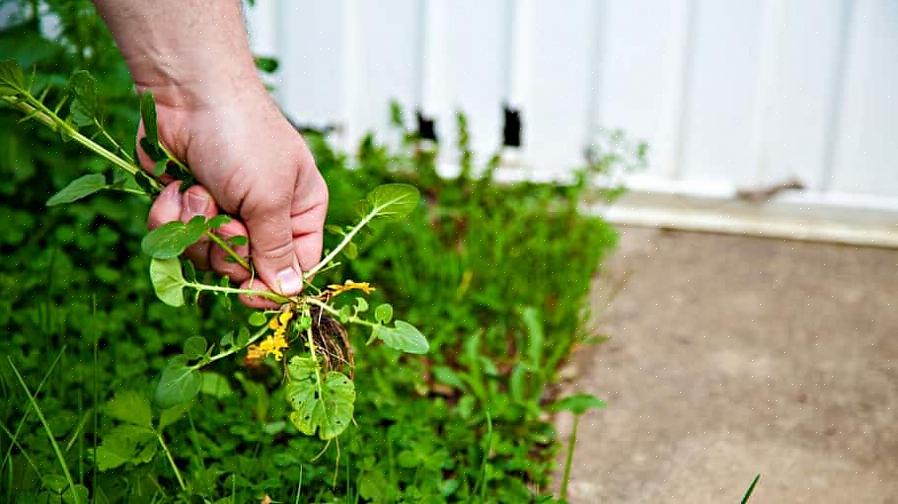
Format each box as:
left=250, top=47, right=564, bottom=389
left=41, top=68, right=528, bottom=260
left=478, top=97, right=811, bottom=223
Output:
left=139, top=85, right=328, bottom=308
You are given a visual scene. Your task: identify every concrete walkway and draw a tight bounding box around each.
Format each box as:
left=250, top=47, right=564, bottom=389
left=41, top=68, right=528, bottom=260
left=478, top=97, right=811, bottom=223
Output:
left=557, top=227, right=898, bottom=503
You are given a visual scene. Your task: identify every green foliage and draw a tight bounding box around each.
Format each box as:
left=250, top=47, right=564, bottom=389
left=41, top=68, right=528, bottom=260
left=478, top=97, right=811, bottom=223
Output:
left=0, top=1, right=637, bottom=501
left=141, top=217, right=208, bottom=259
left=46, top=173, right=107, bottom=206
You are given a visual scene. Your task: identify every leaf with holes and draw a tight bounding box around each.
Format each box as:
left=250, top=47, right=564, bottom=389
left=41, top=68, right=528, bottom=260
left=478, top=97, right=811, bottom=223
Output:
left=285, top=356, right=355, bottom=440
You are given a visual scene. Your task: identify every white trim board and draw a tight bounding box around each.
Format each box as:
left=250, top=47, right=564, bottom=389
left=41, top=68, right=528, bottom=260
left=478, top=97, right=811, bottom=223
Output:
left=588, top=190, right=898, bottom=249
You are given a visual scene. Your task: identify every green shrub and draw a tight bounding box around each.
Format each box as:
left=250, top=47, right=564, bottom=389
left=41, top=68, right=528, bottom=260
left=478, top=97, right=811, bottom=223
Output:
left=0, top=1, right=642, bottom=501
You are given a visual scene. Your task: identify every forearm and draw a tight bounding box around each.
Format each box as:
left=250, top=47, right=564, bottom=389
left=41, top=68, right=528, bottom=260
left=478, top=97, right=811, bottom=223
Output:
left=93, top=0, right=263, bottom=107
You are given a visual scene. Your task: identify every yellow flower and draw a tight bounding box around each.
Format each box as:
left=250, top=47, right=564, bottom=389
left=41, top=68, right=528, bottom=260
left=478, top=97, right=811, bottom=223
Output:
left=247, top=332, right=289, bottom=362
left=248, top=309, right=293, bottom=362
left=328, top=280, right=376, bottom=296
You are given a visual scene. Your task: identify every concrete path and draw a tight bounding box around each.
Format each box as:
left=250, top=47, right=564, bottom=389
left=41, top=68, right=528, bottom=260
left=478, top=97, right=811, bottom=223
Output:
left=557, top=227, right=898, bottom=503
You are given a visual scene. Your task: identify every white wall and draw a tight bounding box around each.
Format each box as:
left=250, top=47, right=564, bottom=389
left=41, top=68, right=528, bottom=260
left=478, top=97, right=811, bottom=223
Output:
left=246, top=0, right=898, bottom=211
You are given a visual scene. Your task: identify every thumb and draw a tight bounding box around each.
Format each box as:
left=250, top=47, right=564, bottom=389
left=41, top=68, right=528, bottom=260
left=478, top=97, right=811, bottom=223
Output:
left=243, top=197, right=302, bottom=296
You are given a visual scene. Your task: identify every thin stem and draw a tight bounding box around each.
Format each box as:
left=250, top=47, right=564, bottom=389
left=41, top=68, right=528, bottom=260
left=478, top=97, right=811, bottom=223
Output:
left=187, top=281, right=288, bottom=304
left=3, top=94, right=160, bottom=192
left=197, top=325, right=269, bottom=368
left=93, top=118, right=134, bottom=163
left=304, top=211, right=376, bottom=279
left=155, top=433, right=187, bottom=492
left=306, top=298, right=376, bottom=328
left=7, top=357, right=82, bottom=504
left=560, top=414, right=579, bottom=500
left=205, top=230, right=251, bottom=271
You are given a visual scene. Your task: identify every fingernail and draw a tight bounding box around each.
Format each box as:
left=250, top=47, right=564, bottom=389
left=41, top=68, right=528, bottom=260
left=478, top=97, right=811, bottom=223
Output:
left=186, top=193, right=209, bottom=215
left=275, top=267, right=303, bottom=295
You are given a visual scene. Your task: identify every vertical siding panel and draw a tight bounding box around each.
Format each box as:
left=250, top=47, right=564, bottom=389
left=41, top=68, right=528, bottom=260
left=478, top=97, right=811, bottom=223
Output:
left=517, top=0, right=596, bottom=177
left=831, top=0, right=898, bottom=197
left=421, top=0, right=508, bottom=168
left=678, top=0, right=763, bottom=187
left=595, top=0, right=693, bottom=180
left=750, top=0, right=844, bottom=190
left=276, top=0, right=347, bottom=129
left=342, top=0, right=420, bottom=148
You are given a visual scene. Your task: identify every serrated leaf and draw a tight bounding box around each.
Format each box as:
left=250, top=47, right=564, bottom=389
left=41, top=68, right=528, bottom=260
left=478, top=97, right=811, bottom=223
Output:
left=149, top=258, right=187, bottom=307
left=285, top=356, right=355, bottom=440
left=105, top=391, right=152, bottom=428
left=154, top=356, right=201, bottom=408
left=141, top=215, right=207, bottom=259
left=366, top=183, right=420, bottom=221
left=376, top=320, right=429, bottom=354
left=68, top=70, right=97, bottom=127
left=550, top=393, right=607, bottom=415
left=374, top=303, right=393, bottom=324
left=46, top=173, right=106, bottom=206
left=94, top=424, right=155, bottom=471
left=0, top=59, right=24, bottom=96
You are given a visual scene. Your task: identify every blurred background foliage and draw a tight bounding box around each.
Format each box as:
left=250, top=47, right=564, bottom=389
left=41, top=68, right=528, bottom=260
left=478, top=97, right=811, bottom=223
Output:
left=0, top=1, right=639, bottom=501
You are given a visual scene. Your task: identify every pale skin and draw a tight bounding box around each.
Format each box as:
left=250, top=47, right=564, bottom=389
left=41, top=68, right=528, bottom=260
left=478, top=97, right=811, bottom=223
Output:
left=93, top=0, right=327, bottom=309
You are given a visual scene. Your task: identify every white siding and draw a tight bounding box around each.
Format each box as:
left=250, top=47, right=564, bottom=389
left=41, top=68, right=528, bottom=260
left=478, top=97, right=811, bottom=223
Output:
left=247, top=0, right=898, bottom=211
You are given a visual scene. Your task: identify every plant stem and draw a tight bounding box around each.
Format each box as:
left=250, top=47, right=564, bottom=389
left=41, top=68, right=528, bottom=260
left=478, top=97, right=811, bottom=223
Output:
left=187, top=281, right=288, bottom=304
left=155, top=432, right=187, bottom=492
left=3, top=94, right=160, bottom=192
left=197, top=325, right=269, bottom=368
left=560, top=414, right=579, bottom=500
left=205, top=230, right=251, bottom=271
left=7, top=357, right=82, bottom=504
left=306, top=298, right=376, bottom=328
left=304, top=211, right=376, bottom=279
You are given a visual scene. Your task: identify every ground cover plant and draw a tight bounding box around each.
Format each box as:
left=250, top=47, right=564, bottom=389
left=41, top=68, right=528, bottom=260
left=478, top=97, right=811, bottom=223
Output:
left=0, top=1, right=641, bottom=501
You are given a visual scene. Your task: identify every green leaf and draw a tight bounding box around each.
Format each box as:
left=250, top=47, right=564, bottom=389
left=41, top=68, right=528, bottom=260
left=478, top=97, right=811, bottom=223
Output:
left=182, top=336, right=207, bottom=359
left=254, top=56, right=279, bottom=73
left=139, top=91, right=162, bottom=160
left=376, top=320, right=429, bottom=354
left=0, top=59, right=24, bottom=96
left=199, top=372, right=233, bottom=399
left=550, top=393, right=607, bottom=415
left=355, top=297, right=368, bottom=313
left=248, top=312, right=268, bottom=327
left=68, top=70, right=97, bottom=127
left=94, top=424, right=156, bottom=471
left=154, top=356, right=201, bottom=408
left=62, top=484, right=89, bottom=504
left=46, top=173, right=106, bottom=206
left=149, top=258, right=187, bottom=307
left=141, top=216, right=208, bottom=259
left=374, top=303, right=393, bottom=324
left=207, top=214, right=231, bottom=229
left=105, top=391, right=152, bottom=428
left=157, top=402, right=192, bottom=432
left=366, top=183, right=420, bottom=221
left=285, top=356, right=355, bottom=440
